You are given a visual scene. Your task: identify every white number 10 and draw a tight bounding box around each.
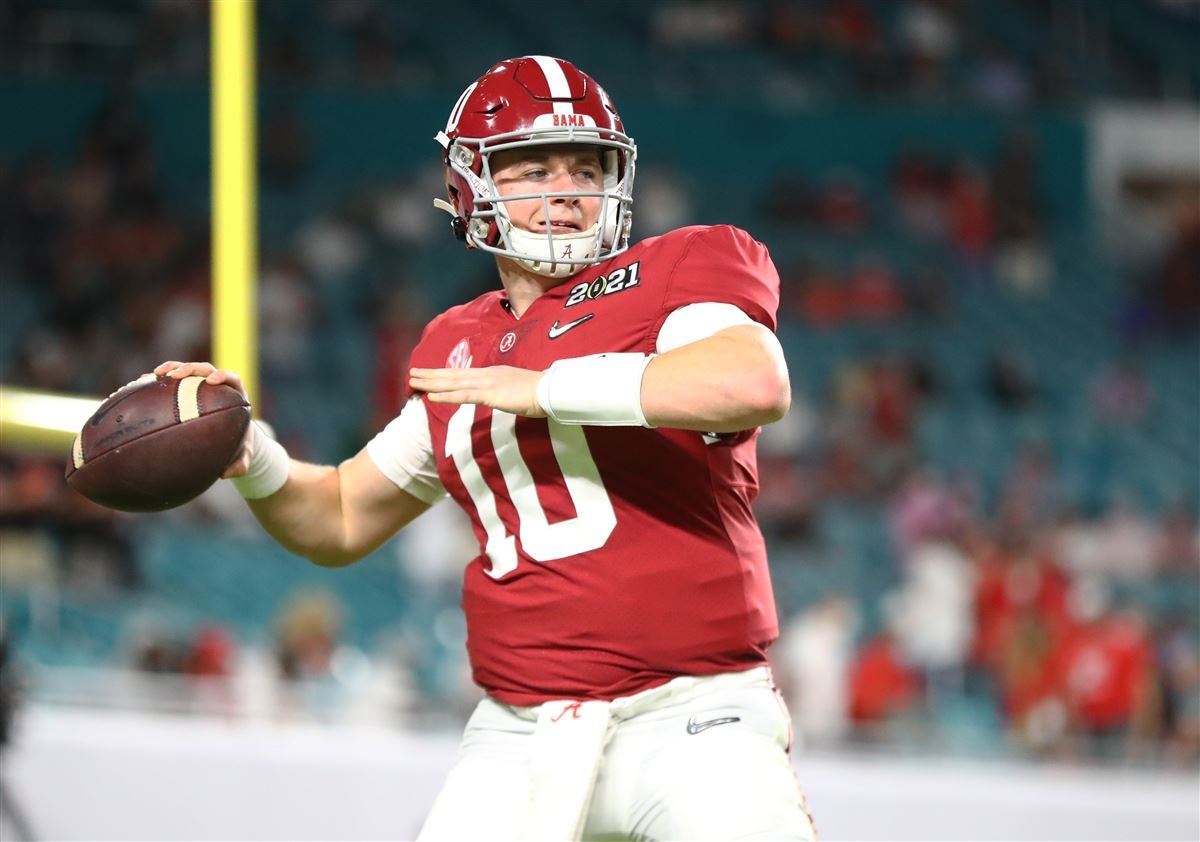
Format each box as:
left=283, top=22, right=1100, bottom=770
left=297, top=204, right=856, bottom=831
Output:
left=445, top=404, right=616, bottom=578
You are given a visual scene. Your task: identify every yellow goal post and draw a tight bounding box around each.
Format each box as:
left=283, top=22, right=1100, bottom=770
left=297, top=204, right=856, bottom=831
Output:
left=0, top=0, right=258, bottom=456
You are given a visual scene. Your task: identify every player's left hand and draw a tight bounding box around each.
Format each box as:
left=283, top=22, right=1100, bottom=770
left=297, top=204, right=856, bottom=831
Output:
left=410, top=365, right=546, bottom=418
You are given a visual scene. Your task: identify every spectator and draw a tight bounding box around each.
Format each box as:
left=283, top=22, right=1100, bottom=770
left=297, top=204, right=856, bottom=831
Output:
left=984, top=348, right=1038, bottom=410
left=1090, top=495, right=1158, bottom=580
left=1051, top=582, right=1155, bottom=757
left=816, top=171, right=870, bottom=233
left=1157, top=204, right=1200, bottom=334
left=971, top=534, right=1071, bottom=674
left=948, top=162, right=995, bottom=280
left=186, top=624, right=236, bottom=715
left=991, top=129, right=1052, bottom=294
left=373, top=166, right=444, bottom=247
left=186, top=625, right=235, bottom=680
left=276, top=589, right=342, bottom=682
left=991, top=128, right=1042, bottom=238
left=761, top=169, right=816, bottom=226
left=795, top=264, right=851, bottom=329
left=368, top=282, right=429, bottom=434
left=889, top=469, right=969, bottom=558
left=1154, top=502, right=1200, bottom=574
left=969, top=45, right=1032, bottom=108
left=887, top=541, right=976, bottom=689
left=295, top=210, right=368, bottom=282
left=896, top=0, right=959, bottom=61
left=998, top=449, right=1061, bottom=543
left=996, top=605, right=1060, bottom=750
left=755, top=400, right=821, bottom=545
left=824, top=0, right=880, bottom=54
left=870, top=357, right=916, bottom=442
left=634, top=162, right=694, bottom=238
left=653, top=1, right=749, bottom=45
left=1153, top=617, right=1200, bottom=762
left=776, top=596, right=856, bottom=746
left=849, top=629, right=921, bottom=730
left=764, top=1, right=821, bottom=55
left=891, top=150, right=949, bottom=240
left=259, top=254, right=317, bottom=377
left=994, top=211, right=1053, bottom=295
left=846, top=256, right=905, bottom=323
left=1089, top=358, right=1153, bottom=427
left=907, top=264, right=952, bottom=318
left=260, top=105, right=311, bottom=189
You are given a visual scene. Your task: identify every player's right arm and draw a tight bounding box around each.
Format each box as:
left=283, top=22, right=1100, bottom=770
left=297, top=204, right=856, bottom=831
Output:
left=153, top=361, right=434, bottom=567
left=245, top=433, right=430, bottom=568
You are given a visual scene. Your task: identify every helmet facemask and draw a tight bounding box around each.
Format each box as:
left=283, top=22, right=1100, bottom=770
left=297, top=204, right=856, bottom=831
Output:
left=437, top=126, right=636, bottom=278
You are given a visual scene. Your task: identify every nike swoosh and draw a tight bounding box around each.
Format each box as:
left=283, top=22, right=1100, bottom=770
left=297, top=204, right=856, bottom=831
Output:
left=686, top=714, right=742, bottom=735
left=548, top=313, right=595, bottom=339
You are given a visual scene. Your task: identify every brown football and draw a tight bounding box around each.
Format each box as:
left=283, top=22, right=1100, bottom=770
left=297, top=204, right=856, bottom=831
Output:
left=65, top=375, right=251, bottom=512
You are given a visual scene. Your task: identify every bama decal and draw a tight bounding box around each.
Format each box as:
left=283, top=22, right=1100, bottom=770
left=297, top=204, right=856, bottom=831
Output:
left=564, top=261, right=642, bottom=308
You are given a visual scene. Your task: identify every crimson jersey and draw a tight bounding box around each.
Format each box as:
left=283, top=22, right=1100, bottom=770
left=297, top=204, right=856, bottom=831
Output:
left=406, top=225, right=781, bottom=705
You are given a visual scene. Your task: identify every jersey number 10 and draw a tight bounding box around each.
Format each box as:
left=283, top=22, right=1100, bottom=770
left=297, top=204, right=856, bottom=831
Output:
left=445, top=404, right=616, bottom=578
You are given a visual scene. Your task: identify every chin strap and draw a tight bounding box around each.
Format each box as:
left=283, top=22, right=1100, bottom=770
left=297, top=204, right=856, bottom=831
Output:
left=433, top=198, right=469, bottom=242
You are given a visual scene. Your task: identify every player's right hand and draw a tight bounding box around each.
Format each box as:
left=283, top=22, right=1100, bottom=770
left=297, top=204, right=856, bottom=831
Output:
left=152, top=360, right=254, bottom=479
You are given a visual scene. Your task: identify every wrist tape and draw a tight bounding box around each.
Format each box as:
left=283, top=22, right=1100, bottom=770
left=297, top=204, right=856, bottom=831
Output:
left=535, top=353, right=654, bottom=427
left=230, top=421, right=290, bottom=499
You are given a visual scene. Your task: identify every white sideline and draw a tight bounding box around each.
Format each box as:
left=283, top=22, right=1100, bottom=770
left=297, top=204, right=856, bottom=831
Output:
left=1, top=705, right=1196, bottom=841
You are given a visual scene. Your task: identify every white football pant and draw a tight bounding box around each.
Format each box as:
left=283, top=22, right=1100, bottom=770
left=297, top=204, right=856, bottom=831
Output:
left=417, top=666, right=817, bottom=841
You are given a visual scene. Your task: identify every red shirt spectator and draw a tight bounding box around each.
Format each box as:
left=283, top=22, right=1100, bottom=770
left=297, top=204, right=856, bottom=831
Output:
left=1052, top=613, right=1152, bottom=733
left=849, top=632, right=921, bottom=723
left=949, top=167, right=994, bottom=258
left=187, top=625, right=235, bottom=678
left=798, top=271, right=851, bottom=329
left=847, top=260, right=905, bottom=322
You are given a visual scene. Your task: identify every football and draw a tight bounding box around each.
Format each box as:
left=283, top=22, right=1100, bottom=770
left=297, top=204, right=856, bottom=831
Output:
left=65, top=375, right=251, bottom=512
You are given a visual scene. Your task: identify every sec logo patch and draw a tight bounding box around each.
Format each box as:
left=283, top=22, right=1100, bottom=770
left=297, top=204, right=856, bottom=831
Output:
left=447, top=338, right=473, bottom=368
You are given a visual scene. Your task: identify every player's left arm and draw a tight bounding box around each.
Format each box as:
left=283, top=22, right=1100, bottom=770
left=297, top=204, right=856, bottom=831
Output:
left=411, top=227, right=789, bottom=431
left=410, top=322, right=788, bottom=433
left=639, top=322, right=789, bottom=432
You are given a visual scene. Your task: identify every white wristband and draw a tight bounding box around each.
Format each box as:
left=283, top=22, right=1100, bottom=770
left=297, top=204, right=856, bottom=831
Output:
left=535, top=353, right=654, bottom=427
left=230, top=421, right=290, bottom=499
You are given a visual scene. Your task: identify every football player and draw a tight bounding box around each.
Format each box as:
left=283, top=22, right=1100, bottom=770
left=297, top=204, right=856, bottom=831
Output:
left=157, top=56, right=816, bottom=840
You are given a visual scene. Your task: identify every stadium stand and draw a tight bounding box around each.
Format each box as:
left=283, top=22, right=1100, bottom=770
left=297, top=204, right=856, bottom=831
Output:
left=1, top=0, right=1196, bottom=764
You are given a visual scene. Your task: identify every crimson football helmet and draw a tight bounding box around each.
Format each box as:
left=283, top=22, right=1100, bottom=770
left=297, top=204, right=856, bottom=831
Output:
left=434, top=56, right=637, bottom=278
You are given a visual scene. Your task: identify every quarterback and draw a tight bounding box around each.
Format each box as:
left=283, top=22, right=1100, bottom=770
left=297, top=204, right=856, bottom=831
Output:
left=157, top=56, right=816, bottom=840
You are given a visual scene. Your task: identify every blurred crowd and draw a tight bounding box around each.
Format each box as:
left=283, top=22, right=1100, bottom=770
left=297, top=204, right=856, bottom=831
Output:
left=5, top=1, right=1196, bottom=104
left=1, top=0, right=1197, bottom=767
left=774, top=461, right=1199, bottom=764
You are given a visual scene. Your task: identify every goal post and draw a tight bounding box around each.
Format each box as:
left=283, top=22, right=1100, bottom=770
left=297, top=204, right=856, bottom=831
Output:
left=0, top=0, right=259, bottom=456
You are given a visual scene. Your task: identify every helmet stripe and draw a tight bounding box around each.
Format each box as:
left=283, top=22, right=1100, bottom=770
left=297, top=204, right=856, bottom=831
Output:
left=527, top=55, right=576, bottom=117
left=446, top=81, right=479, bottom=132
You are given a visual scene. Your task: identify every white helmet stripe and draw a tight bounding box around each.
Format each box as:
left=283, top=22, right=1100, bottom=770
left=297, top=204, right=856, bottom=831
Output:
left=527, top=54, right=576, bottom=116
left=446, top=81, right=479, bottom=132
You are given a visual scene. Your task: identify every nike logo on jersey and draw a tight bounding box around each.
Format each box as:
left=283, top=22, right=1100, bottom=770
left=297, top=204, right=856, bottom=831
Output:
left=685, top=714, right=742, bottom=735
left=548, top=313, right=595, bottom=339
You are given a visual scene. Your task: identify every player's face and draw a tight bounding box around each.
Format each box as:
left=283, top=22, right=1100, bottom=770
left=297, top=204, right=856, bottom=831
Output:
left=490, top=145, right=604, bottom=235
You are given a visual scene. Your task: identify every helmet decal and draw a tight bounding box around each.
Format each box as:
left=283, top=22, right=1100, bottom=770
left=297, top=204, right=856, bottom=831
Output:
left=445, top=81, right=479, bottom=134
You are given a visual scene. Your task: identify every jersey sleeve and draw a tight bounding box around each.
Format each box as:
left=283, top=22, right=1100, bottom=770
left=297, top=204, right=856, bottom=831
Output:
left=655, top=302, right=755, bottom=353
left=657, top=225, right=780, bottom=333
left=366, top=396, right=447, bottom=504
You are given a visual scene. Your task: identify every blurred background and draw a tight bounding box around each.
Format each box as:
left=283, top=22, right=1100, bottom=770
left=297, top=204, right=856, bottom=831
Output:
left=0, top=0, right=1197, bottom=839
